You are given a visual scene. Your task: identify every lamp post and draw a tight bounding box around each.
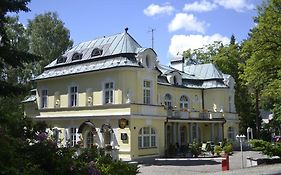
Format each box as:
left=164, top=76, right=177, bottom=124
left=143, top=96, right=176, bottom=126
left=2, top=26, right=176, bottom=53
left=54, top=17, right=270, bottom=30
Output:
left=236, top=134, right=246, bottom=168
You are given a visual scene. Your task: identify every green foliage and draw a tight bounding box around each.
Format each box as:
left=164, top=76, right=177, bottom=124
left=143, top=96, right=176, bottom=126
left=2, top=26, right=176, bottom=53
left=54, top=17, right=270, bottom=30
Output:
left=214, top=145, right=222, bottom=156
left=250, top=139, right=281, bottom=157
left=27, top=12, right=73, bottom=75
left=223, top=143, right=233, bottom=155
left=241, top=0, right=281, bottom=137
left=190, top=142, right=201, bottom=157
left=96, top=155, right=139, bottom=175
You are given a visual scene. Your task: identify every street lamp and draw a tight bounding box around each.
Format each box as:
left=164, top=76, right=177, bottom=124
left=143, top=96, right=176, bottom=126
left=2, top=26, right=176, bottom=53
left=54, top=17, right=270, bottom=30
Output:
left=236, top=134, right=246, bottom=168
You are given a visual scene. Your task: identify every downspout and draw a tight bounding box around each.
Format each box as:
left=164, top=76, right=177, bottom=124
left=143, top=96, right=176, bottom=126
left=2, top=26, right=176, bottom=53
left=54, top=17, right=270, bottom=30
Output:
left=182, top=56, right=184, bottom=72
left=201, top=89, right=205, bottom=111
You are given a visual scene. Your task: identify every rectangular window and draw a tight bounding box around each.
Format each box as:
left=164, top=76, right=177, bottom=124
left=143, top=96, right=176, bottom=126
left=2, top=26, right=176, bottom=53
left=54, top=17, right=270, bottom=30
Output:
left=143, top=81, right=151, bottom=104
left=41, top=89, right=48, bottom=108
left=228, top=96, right=231, bottom=112
left=104, top=82, right=114, bottom=104
left=70, top=127, right=77, bottom=147
left=69, top=86, right=78, bottom=107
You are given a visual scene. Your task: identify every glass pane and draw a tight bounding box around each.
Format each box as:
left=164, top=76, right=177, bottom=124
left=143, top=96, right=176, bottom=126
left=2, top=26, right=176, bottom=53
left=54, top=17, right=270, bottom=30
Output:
left=143, top=127, right=150, bottom=134
left=138, top=136, right=142, bottom=148
left=143, top=136, right=150, bottom=147
left=151, top=136, right=156, bottom=147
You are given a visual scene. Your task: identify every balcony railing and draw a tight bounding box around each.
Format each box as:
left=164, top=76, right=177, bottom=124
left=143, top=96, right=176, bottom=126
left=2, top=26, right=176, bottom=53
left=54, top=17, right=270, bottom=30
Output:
left=167, top=109, right=225, bottom=120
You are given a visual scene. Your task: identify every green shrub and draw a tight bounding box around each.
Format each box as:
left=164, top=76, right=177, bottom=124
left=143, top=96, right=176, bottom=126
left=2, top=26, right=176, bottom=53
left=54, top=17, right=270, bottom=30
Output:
left=214, top=145, right=222, bottom=156
left=250, top=139, right=281, bottom=157
left=223, top=144, right=233, bottom=154
left=190, top=142, right=201, bottom=157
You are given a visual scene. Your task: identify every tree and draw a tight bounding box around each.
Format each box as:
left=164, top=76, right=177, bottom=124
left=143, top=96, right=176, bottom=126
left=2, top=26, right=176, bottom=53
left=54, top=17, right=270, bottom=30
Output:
left=0, top=0, right=38, bottom=96
left=241, top=0, right=281, bottom=137
left=27, top=12, right=73, bottom=75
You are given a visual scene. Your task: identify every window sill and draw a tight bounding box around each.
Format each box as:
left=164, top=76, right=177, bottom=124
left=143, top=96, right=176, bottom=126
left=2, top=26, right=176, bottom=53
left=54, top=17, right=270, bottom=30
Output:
left=138, top=146, right=157, bottom=150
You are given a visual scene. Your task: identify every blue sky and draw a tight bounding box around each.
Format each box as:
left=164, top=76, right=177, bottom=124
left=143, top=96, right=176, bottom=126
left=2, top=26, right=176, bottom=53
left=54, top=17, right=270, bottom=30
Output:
left=17, top=0, right=262, bottom=65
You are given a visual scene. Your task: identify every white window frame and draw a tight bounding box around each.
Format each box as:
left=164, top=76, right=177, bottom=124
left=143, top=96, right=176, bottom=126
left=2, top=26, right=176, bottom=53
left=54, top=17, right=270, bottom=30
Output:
left=69, top=86, right=78, bottom=107
left=86, top=131, right=94, bottom=148
left=41, top=89, right=48, bottom=109
left=69, top=127, right=77, bottom=147
left=143, top=80, right=152, bottom=105
left=138, top=127, right=157, bottom=148
left=103, top=81, right=114, bottom=104
left=180, top=95, right=189, bottom=110
left=164, top=93, right=172, bottom=108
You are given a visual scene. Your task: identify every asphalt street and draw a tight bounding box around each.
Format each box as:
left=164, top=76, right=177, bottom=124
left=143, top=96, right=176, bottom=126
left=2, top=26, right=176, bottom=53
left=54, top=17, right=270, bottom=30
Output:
left=138, top=151, right=281, bottom=175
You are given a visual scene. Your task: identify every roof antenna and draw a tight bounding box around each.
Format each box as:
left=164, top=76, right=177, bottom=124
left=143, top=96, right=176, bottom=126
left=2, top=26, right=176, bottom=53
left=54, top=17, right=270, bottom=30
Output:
left=148, top=28, right=156, bottom=49
left=125, top=27, right=128, bottom=33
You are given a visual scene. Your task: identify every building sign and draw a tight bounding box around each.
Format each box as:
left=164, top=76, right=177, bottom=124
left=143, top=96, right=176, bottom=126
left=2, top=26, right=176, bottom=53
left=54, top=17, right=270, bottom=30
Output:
left=121, top=133, right=128, bottom=140
left=119, top=118, right=128, bottom=129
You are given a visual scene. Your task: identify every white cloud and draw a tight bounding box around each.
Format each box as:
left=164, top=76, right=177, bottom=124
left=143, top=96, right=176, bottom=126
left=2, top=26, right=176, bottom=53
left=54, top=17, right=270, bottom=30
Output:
left=214, top=0, right=254, bottom=12
left=168, top=34, right=230, bottom=58
left=168, top=13, right=207, bottom=33
left=183, top=0, right=217, bottom=13
left=143, top=3, right=174, bottom=16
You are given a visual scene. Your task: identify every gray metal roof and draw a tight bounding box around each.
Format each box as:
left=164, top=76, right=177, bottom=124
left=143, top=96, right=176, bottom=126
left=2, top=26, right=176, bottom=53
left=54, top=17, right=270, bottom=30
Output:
left=36, top=56, right=140, bottom=80
left=45, top=30, right=142, bottom=69
left=184, top=63, right=224, bottom=80
left=157, top=63, right=229, bottom=89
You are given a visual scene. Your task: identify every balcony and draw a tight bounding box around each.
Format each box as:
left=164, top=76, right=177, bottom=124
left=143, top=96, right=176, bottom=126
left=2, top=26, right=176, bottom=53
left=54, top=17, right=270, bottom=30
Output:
left=167, top=109, right=224, bottom=120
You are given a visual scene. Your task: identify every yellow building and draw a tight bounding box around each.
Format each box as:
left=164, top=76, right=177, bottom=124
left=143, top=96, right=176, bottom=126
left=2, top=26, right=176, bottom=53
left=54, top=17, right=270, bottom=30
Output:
left=23, top=29, right=239, bottom=160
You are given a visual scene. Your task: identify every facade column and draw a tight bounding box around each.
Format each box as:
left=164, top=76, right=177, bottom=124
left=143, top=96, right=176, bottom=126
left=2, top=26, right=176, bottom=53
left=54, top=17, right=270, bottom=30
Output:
left=177, top=124, right=181, bottom=145
left=218, top=123, right=223, bottom=142
left=211, top=123, right=215, bottom=141
left=189, top=123, right=193, bottom=143
left=173, top=123, right=177, bottom=144
left=196, top=123, right=199, bottom=142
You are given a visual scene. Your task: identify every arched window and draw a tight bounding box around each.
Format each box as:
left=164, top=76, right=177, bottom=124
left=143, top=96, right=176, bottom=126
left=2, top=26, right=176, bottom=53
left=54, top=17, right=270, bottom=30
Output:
left=56, top=56, right=67, bottom=64
left=180, top=95, right=189, bottom=111
left=228, top=127, right=235, bottom=140
left=164, top=93, right=172, bottom=108
left=86, top=131, right=94, bottom=148
left=138, top=127, right=156, bottom=148
left=91, top=48, right=103, bottom=57
left=72, top=52, right=83, bottom=61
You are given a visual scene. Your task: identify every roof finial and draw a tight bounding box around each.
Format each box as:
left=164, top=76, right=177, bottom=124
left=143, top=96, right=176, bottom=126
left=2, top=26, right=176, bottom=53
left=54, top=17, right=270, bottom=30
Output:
left=125, top=27, right=128, bottom=33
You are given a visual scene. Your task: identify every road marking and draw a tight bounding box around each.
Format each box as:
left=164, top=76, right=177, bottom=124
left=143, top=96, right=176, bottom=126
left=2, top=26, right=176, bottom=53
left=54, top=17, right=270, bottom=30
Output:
left=155, top=157, right=226, bottom=161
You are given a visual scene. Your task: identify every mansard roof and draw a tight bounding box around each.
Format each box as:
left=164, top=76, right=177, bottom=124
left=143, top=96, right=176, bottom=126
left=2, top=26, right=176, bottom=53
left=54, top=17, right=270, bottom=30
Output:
left=157, top=63, right=230, bottom=89
left=45, top=29, right=142, bottom=69
left=35, top=29, right=146, bottom=80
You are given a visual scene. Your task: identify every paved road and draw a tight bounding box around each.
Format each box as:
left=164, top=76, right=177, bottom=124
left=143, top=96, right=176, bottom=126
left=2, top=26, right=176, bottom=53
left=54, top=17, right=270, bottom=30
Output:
left=137, top=151, right=281, bottom=175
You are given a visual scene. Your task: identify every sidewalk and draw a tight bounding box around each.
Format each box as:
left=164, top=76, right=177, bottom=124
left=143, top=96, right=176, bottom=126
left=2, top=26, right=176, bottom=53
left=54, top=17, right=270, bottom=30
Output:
left=138, top=151, right=281, bottom=175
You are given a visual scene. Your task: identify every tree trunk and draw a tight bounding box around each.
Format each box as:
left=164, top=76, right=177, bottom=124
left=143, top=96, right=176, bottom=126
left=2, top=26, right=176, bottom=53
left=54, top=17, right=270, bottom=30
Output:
left=255, top=89, right=260, bottom=138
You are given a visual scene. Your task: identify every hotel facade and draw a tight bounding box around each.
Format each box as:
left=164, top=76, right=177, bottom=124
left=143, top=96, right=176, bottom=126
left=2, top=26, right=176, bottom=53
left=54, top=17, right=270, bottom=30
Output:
left=24, top=29, right=239, bottom=160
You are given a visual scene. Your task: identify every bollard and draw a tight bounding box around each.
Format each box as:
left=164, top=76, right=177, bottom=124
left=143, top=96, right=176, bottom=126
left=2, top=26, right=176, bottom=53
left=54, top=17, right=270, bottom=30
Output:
left=221, top=154, right=229, bottom=171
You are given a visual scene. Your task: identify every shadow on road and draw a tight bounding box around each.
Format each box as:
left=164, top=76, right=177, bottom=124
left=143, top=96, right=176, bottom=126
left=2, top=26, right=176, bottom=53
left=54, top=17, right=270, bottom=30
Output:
left=137, top=159, right=221, bottom=167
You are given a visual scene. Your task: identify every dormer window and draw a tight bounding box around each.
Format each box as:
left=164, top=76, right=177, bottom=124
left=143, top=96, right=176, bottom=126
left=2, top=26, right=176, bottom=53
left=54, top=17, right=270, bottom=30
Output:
left=72, top=52, right=82, bottom=61
left=56, top=56, right=67, bottom=64
left=91, top=48, right=103, bottom=57
left=146, top=55, right=151, bottom=68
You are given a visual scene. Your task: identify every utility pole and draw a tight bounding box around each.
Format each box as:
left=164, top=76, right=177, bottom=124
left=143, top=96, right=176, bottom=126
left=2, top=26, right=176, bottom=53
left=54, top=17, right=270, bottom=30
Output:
left=148, top=28, right=156, bottom=49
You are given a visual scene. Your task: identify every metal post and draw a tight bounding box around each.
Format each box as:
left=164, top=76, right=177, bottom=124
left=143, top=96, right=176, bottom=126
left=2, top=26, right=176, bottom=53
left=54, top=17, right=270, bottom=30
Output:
left=236, top=134, right=246, bottom=168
